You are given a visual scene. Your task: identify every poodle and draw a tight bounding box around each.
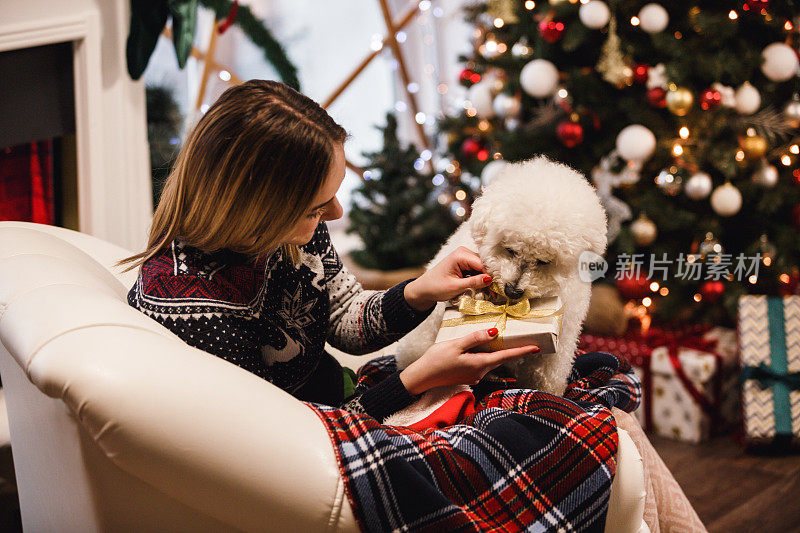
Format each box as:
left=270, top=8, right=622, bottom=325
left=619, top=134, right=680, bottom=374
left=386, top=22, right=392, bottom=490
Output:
left=384, top=156, right=607, bottom=427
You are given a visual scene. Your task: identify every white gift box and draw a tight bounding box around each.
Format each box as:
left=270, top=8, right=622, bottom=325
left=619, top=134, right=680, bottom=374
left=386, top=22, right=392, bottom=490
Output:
left=435, top=295, right=562, bottom=354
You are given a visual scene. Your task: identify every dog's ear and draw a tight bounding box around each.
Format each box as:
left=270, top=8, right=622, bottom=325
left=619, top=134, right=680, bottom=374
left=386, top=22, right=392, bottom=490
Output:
left=469, top=195, right=490, bottom=242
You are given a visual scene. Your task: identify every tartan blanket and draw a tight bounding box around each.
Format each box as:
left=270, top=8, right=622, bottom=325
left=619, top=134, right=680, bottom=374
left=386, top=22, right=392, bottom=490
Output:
left=305, top=350, right=640, bottom=533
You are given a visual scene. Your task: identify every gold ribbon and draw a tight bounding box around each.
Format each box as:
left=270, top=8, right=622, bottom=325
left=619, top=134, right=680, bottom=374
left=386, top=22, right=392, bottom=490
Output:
left=441, top=294, right=564, bottom=350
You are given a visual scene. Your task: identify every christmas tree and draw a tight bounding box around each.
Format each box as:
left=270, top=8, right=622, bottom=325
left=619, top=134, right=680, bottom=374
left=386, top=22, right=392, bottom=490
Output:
left=347, top=114, right=459, bottom=270
left=437, top=0, right=800, bottom=325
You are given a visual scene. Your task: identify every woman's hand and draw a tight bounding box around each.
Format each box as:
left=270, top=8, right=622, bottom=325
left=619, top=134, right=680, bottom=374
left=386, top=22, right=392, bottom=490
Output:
left=399, top=328, right=541, bottom=395
left=403, top=246, right=493, bottom=312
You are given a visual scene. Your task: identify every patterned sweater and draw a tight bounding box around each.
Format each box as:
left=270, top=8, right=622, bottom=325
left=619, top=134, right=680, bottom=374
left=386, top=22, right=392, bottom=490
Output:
left=127, top=222, right=433, bottom=420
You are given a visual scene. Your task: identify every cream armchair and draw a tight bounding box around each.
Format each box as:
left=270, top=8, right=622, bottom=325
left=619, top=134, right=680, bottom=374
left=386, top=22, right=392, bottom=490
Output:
left=0, top=222, right=647, bottom=532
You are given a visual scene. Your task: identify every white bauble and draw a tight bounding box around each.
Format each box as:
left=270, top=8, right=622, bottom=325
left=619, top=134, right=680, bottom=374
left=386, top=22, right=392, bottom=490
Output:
left=579, top=1, right=610, bottom=29
left=710, top=183, right=742, bottom=217
left=752, top=161, right=779, bottom=188
left=616, top=124, right=657, bottom=162
left=735, top=82, right=761, bottom=115
left=761, top=42, right=799, bottom=82
left=481, top=159, right=509, bottom=185
left=685, top=172, right=713, bottom=200
left=493, top=93, right=521, bottom=118
left=520, top=59, right=560, bottom=98
left=638, top=4, right=669, bottom=33
left=467, top=81, right=496, bottom=118
left=630, top=214, right=658, bottom=246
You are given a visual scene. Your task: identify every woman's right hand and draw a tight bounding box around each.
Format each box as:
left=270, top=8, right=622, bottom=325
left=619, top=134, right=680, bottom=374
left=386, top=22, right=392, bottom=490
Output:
left=399, top=328, right=541, bottom=395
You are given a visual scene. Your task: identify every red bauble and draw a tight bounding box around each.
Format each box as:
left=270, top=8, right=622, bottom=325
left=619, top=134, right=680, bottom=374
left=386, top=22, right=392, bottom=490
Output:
left=556, top=120, right=584, bottom=148
left=538, top=19, right=565, bottom=43
left=461, top=138, right=483, bottom=158
left=700, top=280, right=725, bottom=303
left=743, top=0, right=768, bottom=11
left=616, top=273, right=651, bottom=300
left=459, top=68, right=481, bottom=87
left=633, top=64, right=649, bottom=84
left=700, top=88, right=722, bottom=110
left=647, top=87, right=667, bottom=108
left=793, top=169, right=800, bottom=185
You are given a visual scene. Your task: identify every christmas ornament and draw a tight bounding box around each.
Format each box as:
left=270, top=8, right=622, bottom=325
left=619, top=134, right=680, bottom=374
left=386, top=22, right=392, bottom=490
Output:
left=597, top=18, right=633, bottom=87
left=739, top=134, right=768, bottom=160
left=638, top=4, right=669, bottom=33
left=761, top=42, right=799, bottom=82
left=744, top=0, right=769, bottom=10
left=459, top=68, right=481, bottom=87
left=467, top=80, right=496, bottom=117
left=666, top=86, right=693, bottom=116
left=481, top=159, right=508, bottom=185
left=493, top=93, right=521, bottom=118
left=655, top=168, right=683, bottom=195
left=699, top=88, right=722, bottom=110
left=520, top=59, right=560, bottom=98
left=646, top=63, right=667, bottom=90
left=579, top=1, right=610, bottom=29
left=615, top=271, right=651, bottom=299
left=461, top=138, right=484, bottom=158
left=685, top=172, right=713, bottom=200
left=710, top=183, right=742, bottom=216
left=557, top=120, right=584, bottom=147
left=700, top=280, right=725, bottom=303
left=735, top=82, right=761, bottom=115
left=616, top=124, right=656, bottom=162
left=538, top=19, right=566, bottom=43
left=783, top=94, right=800, bottom=128
left=633, top=64, right=649, bottom=84
left=647, top=87, right=667, bottom=108
left=713, top=83, right=736, bottom=107
left=752, top=160, right=779, bottom=187
left=630, top=213, right=658, bottom=246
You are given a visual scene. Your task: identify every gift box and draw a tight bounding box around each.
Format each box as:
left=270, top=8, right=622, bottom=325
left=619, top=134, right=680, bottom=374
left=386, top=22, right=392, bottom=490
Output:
left=436, top=294, right=562, bottom=354
left=580, top=325, right=739, bottom=443
left=738, top=295, right=800, bottom=449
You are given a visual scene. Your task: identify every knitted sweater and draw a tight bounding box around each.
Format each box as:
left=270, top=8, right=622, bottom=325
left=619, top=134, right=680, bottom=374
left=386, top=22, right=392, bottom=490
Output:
left=127, top=222, right=432, bottom=420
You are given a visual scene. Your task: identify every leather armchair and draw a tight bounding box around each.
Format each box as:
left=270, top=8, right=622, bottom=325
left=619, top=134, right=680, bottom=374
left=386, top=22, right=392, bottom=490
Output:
left=0, top=222, right=647, bottom=532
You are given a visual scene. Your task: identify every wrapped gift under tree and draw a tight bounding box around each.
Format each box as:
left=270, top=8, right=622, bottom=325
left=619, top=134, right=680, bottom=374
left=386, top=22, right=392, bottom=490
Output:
left=580, top=325, right=739, bottom=443
left=738, top=296, right=800, bottom=450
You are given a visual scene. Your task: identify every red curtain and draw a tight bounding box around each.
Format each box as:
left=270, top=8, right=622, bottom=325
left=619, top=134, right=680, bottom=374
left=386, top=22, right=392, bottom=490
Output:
left=0, top=140, right=55, bottom=224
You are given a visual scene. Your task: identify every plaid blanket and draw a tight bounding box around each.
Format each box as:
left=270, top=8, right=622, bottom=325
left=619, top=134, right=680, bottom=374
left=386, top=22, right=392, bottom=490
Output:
left=305, top=350, right=640, bottom=533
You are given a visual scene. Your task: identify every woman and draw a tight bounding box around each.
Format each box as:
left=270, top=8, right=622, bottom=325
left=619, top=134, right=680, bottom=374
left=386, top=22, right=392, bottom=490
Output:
left=122, top=80, right=540, bottom=421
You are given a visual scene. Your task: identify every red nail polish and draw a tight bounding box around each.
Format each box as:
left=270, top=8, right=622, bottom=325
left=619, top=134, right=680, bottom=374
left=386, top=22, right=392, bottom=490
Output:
left=483, top=275, right=492, bottom=284
left=487, top=328, right=499, bottom=336
left=530, top=346, right=541, bottom=352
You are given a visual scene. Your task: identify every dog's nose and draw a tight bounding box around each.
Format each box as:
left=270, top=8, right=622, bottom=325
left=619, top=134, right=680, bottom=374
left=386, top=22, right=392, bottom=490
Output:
left=504, top=283, right=524, bottom=300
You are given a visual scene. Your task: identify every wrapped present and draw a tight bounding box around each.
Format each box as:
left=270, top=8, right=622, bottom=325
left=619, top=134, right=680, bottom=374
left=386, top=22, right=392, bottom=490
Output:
left=580, top=325, right=739, bottom=443
left=436, top=293, right=562, bottom=354
left=738, top=296, right=800, bottom=449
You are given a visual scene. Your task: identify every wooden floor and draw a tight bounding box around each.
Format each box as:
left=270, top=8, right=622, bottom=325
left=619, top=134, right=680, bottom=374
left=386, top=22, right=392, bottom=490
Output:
left=650, top=434, right=800, bottom=533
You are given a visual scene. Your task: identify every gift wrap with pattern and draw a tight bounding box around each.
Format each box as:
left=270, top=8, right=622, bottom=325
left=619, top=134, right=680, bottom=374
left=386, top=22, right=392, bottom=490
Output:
left=435, top=295, right=562, bottom=353
left=739, top=295, right=800, bottom=448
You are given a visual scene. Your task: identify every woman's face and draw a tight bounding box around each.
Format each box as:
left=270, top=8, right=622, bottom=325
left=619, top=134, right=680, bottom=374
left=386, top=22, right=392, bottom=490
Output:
left=284, top=143, right=346, bottom=245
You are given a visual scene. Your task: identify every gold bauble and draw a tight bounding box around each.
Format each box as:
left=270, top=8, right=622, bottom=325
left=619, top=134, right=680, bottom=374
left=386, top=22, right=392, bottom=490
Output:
left=739, top=134, right=768, bottom=160
left=666, top=87, right=694, bottom=116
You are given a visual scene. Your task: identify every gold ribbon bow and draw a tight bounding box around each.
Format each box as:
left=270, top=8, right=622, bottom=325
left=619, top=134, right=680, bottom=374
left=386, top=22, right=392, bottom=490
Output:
left=441, top=293, right=563, bottom=350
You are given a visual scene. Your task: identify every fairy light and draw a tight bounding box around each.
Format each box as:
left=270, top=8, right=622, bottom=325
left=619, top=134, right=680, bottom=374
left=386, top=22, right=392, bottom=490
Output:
left=418, top=0, right=431, bottom=11
left=478, top=119, right=491, bottom=131
left=650, top=282, right=660, bottom=291
left=780, top=273, right=791, bottom=283
left=749, top=275, right=758, bottom=284
left=466, top=107, right=477, bottom=117
left=782, top=154, right=792, bottom=166
left=395, top=31, right=407, bottom=43
left=415, top=112, right=426, bottom=124
left=764, top=256, right=772, bottom=266
left=659, top=287, right=669, bottom=296
left=747, top=127, right=757, bottom=137
left=455, top=189, right=467, bottom=201
left=679, top=126, right=690, bottom=139
left=218, top=70, right=231, bottom=81
left=672, top=143, right=684, bottom=156
left=446, top=163, right=456, bottom=173
left=786, top=20, right=794, bottom=31
left=525, top=0, right=535, bottom=8
left=790, top=144, right=799, bottom=154
left=693, top=293, right=702, bottom=302
left=432, top=174, right=444, bottom=186
left=455, top=206, right=467, bottom=217
left=642, top=297, right=652, bottom=307
left=631, top=16, right=640, bottom=26
left=494, top=18, right=504, bottom=28
left=437, top=83, right=448, bottom=94
left=496, top=43, right=507, bottom=53
left=735, top=150, right=746, bottom=161
left=729, top=10, right=738, bottom=20
left=557, top=88, right=569, bottom=99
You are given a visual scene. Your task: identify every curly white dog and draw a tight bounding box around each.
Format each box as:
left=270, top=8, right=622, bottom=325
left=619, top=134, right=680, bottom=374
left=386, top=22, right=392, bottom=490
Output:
left=384, top=156, right=607, bottom=427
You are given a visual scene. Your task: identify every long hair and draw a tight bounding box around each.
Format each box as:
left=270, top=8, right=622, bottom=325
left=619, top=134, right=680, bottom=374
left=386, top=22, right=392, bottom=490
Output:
left=118, top=80, right=348, bottom=272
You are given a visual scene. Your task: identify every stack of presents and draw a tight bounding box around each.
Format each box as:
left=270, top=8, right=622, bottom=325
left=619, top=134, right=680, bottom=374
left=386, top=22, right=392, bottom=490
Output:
left=580, top=295, right=800, bottom=449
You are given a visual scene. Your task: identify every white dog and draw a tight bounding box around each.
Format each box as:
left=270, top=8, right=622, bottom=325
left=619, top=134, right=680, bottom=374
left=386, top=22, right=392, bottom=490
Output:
left=384, top=156, right=607, bottom=427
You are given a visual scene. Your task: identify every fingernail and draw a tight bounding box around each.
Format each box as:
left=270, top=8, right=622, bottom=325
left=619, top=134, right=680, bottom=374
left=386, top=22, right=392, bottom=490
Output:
left=487, top=328, right=499, bottom=337
left=483, top=275, right=492, bottom=284
left=529, top=346, right=541, bottom=352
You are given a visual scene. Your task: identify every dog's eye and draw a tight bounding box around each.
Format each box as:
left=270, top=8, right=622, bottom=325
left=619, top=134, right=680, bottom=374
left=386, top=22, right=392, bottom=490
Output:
left=504, top=247, right=517, bottom=257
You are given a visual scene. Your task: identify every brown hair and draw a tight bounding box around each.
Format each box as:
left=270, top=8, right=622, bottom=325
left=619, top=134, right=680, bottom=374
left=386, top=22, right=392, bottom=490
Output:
left=118, top=79, right=348, bottom=272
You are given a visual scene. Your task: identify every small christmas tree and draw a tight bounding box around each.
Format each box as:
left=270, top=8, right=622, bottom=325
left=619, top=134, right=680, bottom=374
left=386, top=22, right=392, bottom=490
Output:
left=347, top=114, right=459, bottom=270
left=437, top=0, right=800, bottom=325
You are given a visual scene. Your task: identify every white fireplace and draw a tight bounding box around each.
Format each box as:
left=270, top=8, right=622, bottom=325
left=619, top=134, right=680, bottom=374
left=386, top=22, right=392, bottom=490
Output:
left=0, top=0, right=152, bottom=251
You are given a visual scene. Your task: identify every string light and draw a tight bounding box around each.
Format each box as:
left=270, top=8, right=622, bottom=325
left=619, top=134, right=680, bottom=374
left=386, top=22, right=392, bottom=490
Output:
left=455, top=189, right=467, bottom=201
left=764, top=256, right=772, bottom=266
left=780, top=273, right=791, bottom=283
left=693, top=293, right=702, bottom=302
left=418, top=0, right=431, bottom=11
left=218, top=70, right=231, bottom=81
left=525, top=0, right=535, bottom=9
left=415, top=111, right=426, bottom=124
left=672, top=143, right=684, bottom=156
left=455, top=205, right=467, bottom=217
left=642, top=297, right=652, bottom=307
left=735, top=150, right=745, bottom=161
left=494, top=18, right=504, bottom=28
left=781, top=154, right=792, bottom=166
left=749, top=275, right=758, bottom=284
left=679, top=126, right=690, bottom=139
left=659, top=287, right=669, bottom=296
left=729, top=10, right=738, bottom=19
left=630, top=16, right=640, bottom=26
left=785, top=20, right=794, bottom=31
left=650, top=282, right=660, bottom=291
left=432, top=174, right=444, bottom=186
left=790, top=144, right=799, bottom=154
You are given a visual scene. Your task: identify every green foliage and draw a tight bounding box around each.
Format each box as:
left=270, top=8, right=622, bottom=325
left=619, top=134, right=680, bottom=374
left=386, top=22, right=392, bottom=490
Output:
left=347, top=114, right=459, bottom=270
left=441, top=0, right=800, bottom=325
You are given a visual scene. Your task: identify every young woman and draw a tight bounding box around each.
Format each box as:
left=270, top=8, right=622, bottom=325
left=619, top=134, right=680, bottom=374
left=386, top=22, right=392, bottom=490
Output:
left=122, top=80, right=540, bottom=421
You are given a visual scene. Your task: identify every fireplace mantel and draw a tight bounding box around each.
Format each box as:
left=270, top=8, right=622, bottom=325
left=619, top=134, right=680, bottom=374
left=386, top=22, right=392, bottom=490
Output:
left=0, top=1, right=152, bottom=251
